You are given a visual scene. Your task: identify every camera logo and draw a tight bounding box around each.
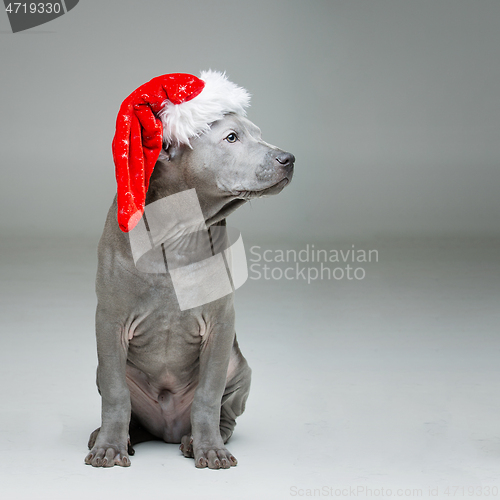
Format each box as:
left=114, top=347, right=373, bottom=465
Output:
left=3, top=1, right=78, bottom=33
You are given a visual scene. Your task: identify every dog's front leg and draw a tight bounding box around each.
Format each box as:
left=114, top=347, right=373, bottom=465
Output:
left=189, top=318, right=238, bottom=469
left=85, top=309, right=131, bottom=467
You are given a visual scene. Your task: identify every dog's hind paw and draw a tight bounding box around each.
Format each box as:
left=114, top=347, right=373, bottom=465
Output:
left=180, top=434, right=194, bottom=458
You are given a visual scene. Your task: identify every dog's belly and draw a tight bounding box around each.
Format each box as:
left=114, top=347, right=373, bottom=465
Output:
left=126, top=363, right=196, bottom=443
left=125, top=337, right=245, bottom=444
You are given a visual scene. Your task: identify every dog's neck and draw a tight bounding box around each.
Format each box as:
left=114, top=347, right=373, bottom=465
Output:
left=146, top=159, right=247, bottom=228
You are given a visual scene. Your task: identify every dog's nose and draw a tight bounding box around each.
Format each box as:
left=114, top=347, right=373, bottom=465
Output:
left=276, top=152, right=295, bottom=166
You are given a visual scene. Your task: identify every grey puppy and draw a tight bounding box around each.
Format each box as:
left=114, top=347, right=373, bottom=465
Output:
left=85, top=72, right=294, bottom=469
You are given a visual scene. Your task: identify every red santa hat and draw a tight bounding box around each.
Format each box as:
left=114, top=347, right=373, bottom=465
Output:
left=112, top=70, right=250, bottom=232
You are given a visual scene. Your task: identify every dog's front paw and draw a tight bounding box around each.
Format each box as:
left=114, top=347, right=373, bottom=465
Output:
left=85, top=444, right=131, bottom=468
left=196, top=444, right=237, bottom=469
left=180, top=434, right=237, bottom=469
left=195, top=447, right=237, bottom=469
left=85, top=428, right=131, bottom=468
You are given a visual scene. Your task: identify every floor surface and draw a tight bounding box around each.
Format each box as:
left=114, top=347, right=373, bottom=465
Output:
left=1, top=234, right=499, bottom=499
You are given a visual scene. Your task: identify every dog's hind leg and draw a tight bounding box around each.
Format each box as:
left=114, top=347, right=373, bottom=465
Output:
left=219, top=358, right=251, bottom=444
left=128, top=413, right=159, bottom=447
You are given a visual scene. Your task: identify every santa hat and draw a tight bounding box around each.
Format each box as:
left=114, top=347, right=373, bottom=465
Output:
left=112, top=70, right=250, bottom=232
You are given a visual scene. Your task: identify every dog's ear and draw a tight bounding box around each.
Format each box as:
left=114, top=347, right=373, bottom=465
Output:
left=158, top=142, right=182, bottom=162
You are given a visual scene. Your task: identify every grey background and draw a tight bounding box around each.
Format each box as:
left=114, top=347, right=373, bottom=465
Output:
left=1, top=0, right=499, bottom=240
left=1, top=1, right=500, bottom=499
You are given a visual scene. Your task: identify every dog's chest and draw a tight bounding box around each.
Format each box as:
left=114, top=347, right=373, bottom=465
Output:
left=127, top=306, right=204, bottom=353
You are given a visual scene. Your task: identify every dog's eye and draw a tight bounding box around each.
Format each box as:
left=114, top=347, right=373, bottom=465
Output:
left=225, top=133, right=238, bottom=143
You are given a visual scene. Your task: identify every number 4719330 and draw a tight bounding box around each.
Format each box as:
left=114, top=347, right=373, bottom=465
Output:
left=5, top=3, right=62, bottom=14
